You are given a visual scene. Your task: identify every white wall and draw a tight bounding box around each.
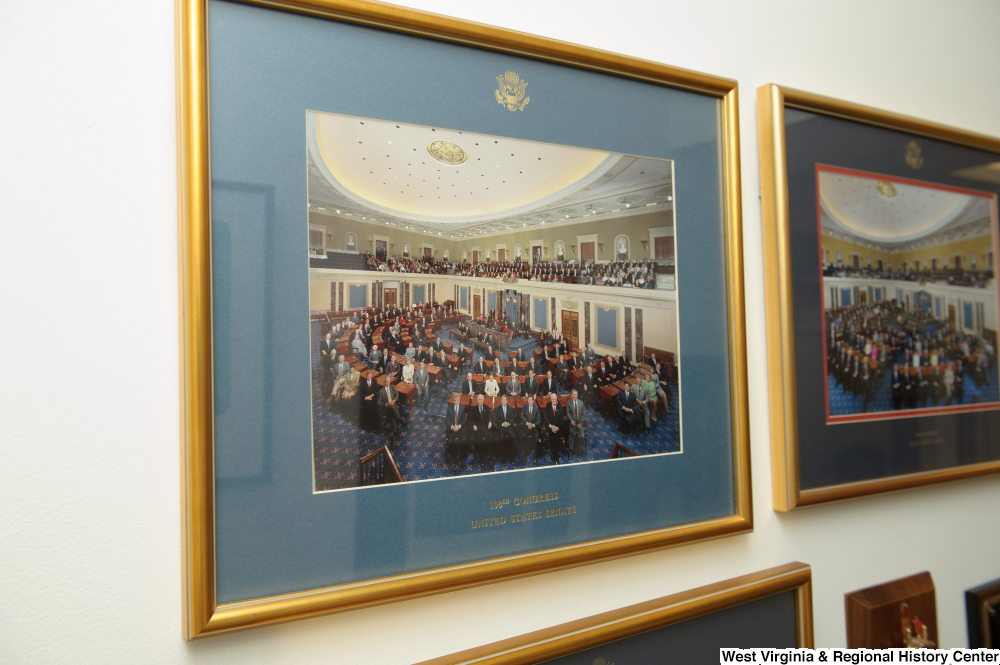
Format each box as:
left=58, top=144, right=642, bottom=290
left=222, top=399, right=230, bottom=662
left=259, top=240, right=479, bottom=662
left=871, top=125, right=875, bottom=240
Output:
left=2, top=0, right=999, bottom=662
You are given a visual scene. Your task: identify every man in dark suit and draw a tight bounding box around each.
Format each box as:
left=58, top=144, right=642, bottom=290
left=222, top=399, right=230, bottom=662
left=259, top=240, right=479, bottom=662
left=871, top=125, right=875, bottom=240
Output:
left=320, top=342, right=334, bottom=396
left=387, top=330, right=402, bottom=354
left=539, top=371, right=557, bottom=398
left=434, top=350, right=451, bottom=383
left=523, top=370, right=539, bottom=397
left=320, top=331, right=336, bottom=359
left=432, top=338, right=446, bottom=354
left=414, top=345, right=429, bottom=364
left=468, top=394, right=494, bottom=472
left=359, top=370, right=379, bottom=432
left=377, top=375, right=406, bottom=440
left=593, top=362, right=610, bottom=387
left=444, top=393, right=467, bottom=472
left=519, top=394, right=541, bottom=466
left=576, top=366, right=596, bottom=409
left=606, top=355, right=621, bottom=381
left=383, top=355, right=398, bottom=382
left=617, top=385, right=639, bottom=438
left=473, top=356, right=488, bottom=376
left=513, top=347, right=528, bottom=364
left=555, top=355, right=570, bottom=387
left=492, top=395, right=517, bottom=469
left=618, top=354, right=633, bottom=375
left=490, top=357, right=506, bottom=378
left=891, top=365, right=904, bottom=410
left=556, top=338, right=569, bottom=356
left=461, top=372, right=478, bottom=397
left=542, top=393, right=566, bottom=464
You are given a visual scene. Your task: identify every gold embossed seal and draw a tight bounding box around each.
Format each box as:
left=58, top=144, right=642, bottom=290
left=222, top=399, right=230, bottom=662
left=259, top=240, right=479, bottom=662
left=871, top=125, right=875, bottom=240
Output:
left=427, top=140, right=467, bottom=165
left=905, top=140, right=924, bottom=169
left=495, top=70, right=530, bottom=111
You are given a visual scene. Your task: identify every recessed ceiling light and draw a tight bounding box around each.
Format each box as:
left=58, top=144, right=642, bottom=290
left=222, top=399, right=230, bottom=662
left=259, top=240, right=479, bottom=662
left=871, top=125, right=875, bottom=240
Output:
left=336, top=210, right=340, bottom=214
left=667, top=196, right=673, bottom=202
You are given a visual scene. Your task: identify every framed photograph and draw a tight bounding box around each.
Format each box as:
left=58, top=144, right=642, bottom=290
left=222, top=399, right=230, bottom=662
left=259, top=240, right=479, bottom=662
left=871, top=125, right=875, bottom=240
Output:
left=419, top=563, right=813, bottom=664
left=966, top=577, right=1000, bottom=648
left=758, top=84, right=1000, bottom=510
left=178, top=0, right=750, bottom=638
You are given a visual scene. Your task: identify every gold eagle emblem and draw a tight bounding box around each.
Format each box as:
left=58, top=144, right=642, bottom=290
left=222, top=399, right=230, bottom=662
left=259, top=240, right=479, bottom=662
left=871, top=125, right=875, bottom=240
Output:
left=495, top=70, right=529, bottom=111
left=905, top=140, right=923, bottom=169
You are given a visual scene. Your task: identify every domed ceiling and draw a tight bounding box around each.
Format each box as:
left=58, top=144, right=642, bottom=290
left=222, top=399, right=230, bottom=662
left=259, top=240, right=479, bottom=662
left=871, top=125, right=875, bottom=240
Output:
left=819, top=169, right=995, bottom=252
left=306, top=110, right=674, bottom=238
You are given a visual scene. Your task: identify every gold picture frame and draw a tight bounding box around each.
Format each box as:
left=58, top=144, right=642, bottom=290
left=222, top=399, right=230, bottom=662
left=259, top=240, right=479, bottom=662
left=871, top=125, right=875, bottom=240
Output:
left=418, top=563, right=813, bottom=664
left=758, top=83, right=1000, bottom=511
left=178, top=0, right=751, bottom=639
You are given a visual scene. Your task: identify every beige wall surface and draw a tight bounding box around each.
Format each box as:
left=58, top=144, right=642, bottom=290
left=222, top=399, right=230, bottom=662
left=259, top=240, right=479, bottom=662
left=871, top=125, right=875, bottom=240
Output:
left=822, top=233, right=995, bottom=271
left=4, top=0, right=1000, bottom=663
left=310, top=208, right=672, bottom=262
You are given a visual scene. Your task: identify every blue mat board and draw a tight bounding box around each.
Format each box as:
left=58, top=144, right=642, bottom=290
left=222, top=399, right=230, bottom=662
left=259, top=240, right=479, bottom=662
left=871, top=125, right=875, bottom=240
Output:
left=208, top=0, right=733, bottom=603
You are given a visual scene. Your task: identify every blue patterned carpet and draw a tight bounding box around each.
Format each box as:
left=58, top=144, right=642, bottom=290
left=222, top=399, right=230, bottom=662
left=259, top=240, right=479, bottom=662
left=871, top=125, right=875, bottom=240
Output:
left=312, top=322, right=680, bottom=491
left=827, top=366, right=998, bottom=417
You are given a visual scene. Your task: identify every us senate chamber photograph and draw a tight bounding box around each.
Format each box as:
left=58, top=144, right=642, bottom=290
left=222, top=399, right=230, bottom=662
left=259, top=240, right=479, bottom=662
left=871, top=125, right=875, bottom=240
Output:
left=819, top=166, right=999, bottom=423
left=306, top=110, right=682, bottom=491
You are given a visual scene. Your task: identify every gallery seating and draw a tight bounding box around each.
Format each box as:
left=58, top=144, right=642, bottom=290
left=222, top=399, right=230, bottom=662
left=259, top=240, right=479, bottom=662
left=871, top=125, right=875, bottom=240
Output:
left=309, top=253, right=368, bottom=271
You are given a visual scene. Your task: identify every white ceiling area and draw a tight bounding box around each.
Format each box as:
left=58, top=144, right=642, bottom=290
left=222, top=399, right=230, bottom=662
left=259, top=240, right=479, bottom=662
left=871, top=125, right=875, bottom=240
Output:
left=307, top=110, right=674, bottom=238
left=819, top=170, right=995, bottom=253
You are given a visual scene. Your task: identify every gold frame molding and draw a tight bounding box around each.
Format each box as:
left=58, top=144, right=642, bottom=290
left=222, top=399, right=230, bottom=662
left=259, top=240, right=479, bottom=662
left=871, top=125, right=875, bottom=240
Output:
left=418, top=563, right=813, bottom=664
left=178, top=0, right=750, bottom=639
left=757, top=83, right=1000, bottom=511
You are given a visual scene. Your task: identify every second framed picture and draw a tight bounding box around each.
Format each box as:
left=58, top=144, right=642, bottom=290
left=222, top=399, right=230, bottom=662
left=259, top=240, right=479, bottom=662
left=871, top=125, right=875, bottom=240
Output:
left=758, top=84, right=1000, bottom=510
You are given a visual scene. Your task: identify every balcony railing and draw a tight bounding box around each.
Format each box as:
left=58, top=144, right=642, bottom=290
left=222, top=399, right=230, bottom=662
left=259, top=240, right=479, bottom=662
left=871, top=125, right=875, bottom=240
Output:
left=358, top=445, right=405, bottom=486
left=610, top=442, right=638, bottom=458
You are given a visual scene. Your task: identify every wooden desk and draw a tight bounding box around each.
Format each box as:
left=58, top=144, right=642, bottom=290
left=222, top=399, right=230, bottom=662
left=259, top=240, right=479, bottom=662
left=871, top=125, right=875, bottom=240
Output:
left=395, top=382, right=415, bottom=404
left=599, top=385, right=620, bottom=418
left=570, top=369, right=584, bottom=385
